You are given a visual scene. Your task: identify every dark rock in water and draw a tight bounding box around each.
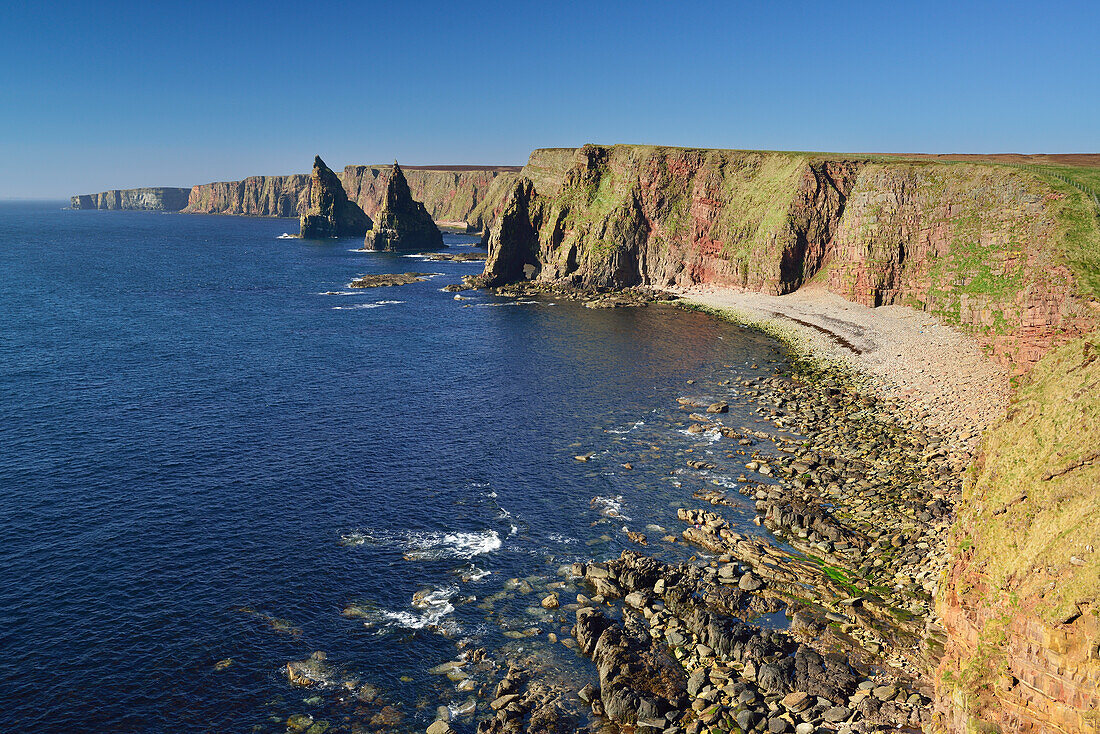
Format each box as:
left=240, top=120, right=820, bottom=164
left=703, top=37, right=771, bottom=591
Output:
left=476, top=664, right=578, bottom=734
left=423, top=252, right=487, bottom=262
left=299, top=156, right=372, bottom=238
left=348, top=272, right=432, bottom=288
left=573, top=607, right=612, bottom=656
left=362, top=162, right=444, bottom=251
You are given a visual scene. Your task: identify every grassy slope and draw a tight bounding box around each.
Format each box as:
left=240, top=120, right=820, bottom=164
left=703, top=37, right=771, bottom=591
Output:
left=952, top=329, right=1100, bottom=625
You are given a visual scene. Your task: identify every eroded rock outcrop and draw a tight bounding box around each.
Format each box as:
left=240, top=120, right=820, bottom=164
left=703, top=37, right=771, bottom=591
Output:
left=183, top=164, right=519, bottom=230
left=361, top=162, right=443, bottom=251
left=71, top=187, right=190, bottom=211
left=299, top=156, right=372, bottom=239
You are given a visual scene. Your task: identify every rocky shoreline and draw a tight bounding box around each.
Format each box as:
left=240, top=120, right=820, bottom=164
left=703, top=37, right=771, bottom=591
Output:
left=451, top=293, right=988, bottom=734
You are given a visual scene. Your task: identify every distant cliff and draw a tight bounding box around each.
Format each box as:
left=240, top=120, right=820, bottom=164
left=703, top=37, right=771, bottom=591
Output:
left=182, top=174, right=311, bottom=217
left=183, top=164, right=520, bottom=229
left=70, top=188, right=190, bottom=211
left=481, top=144, right=1099, bottom=370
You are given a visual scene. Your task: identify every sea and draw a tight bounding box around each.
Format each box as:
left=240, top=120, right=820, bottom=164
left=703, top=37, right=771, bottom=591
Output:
left=0, top=202, right=788, bottom=732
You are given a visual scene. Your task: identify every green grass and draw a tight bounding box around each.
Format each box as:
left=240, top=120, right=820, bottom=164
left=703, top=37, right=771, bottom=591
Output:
left=949, top=328, right=1100, bottom=625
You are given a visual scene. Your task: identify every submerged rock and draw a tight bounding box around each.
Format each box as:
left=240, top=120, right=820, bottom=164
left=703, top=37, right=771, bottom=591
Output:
left=362, top=162, right=444, bottom=252
left=299, top=156, right=372, bottom=238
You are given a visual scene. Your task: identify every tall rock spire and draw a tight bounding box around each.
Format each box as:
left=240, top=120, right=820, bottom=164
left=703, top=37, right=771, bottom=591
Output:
left=299, top=156, right=372, bottom=238
left=361, top=161, right=444, bottom=251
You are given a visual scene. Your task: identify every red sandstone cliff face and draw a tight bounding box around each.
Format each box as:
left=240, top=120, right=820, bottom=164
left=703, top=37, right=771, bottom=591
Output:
left=826, top=163, right=1097, bottom=371
left=485, top=147, right=1099, bottom=373
left=934, top=331, right=1100, bottom=733
left=937, top=568, right=1099, bottom=733
left=482, top=145, right=860, bottom=291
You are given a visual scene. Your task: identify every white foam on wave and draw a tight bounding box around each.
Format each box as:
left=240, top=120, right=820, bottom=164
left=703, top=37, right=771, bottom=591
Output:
left=369, top=585, right=459, bottom=633
left=332, top=300, right=406, bottom=310
left=462, top=566, right=492, bottom=582
left=403, top=530, right=503, bottom=561
left=277, top=232, right=296, bottom=239
left=677, top=426, right=723, bottom=443
left=548, top=532, right=579, bottom=545
left=606, top=420, right=645, bottom=435
left=474, top=300, right=541, bottom=307
left=339, top=531, right=375, bottom=546
left=591, top=495, right=631, bottom=521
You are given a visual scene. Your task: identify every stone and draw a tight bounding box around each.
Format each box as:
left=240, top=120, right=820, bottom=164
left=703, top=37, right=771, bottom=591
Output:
left=362, top=161, right=444, bottom=251
left=490, top=694, right=519, bottom=711
left=738, top=571, right=763, bottom=591
left=687, top=668, right=708, bottom=697
left=426, top=720, right=453, bottom=734
left=287, top=714, right=314, bottom=731
left=872, top=684, right=897, bottom=701
left=736, top=710, right=760, bottom=731
left=541, top=593, right=559, bottom=609
left=768, top=717, right=792, bottom=733
left=299, top=156, right=372, bottom=238
left=822, top=706, right=851, bottom=722
left=782, top=691, right=812, bottom=713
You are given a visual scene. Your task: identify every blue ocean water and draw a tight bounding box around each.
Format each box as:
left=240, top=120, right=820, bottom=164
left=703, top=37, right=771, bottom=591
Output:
left=0, top=202, right=786, bottom=732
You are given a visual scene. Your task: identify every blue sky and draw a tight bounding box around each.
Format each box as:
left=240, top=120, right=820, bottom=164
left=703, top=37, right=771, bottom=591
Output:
left=1, top=0, right=1097, bottom=198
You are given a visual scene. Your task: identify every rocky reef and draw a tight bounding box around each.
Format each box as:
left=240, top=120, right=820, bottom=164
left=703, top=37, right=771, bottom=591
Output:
left=70, top=187, right=190, bottom=211
left=480, top=145, right=1099, bottom=373
left=361, top=162, right=443, bottom=251
left=299, top=156, right=372, bottom=239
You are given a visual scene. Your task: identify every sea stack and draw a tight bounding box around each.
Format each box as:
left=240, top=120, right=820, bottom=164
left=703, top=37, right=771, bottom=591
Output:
left=299, top=156, right=372, bottom=238
left=361, top=162, right=444, bottom=251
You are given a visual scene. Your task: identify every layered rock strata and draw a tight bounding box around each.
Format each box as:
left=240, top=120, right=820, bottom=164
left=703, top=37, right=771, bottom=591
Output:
left=480, top=145, right=1098, bottom=372
left=184, top=174, right=310, bottom=217
left=298, top=156, right=372, bottom=239
left=361, top=162, right=443, bottom=251
left=70, top=187, right=190, bottom=211
left=183, top=164, right=520, bottom=229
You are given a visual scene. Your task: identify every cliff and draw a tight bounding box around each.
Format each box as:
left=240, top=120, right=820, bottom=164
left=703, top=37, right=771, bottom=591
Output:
left=481, top=143, right=1100, bottom=733
left=184, top=174, right=310, bottom=217
left=481, top=144, right=1100, bottom=371
left=70, top=187, right=190, bottom=211
left=936, top=330, right=1100, bottom=733
left=342, top=164, right=520, bottom=230
left=299, top=156, right=371, bottom=239
left=183, top=164, right=519, bottom=229
left=361, top=162, right=443, bottom=251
